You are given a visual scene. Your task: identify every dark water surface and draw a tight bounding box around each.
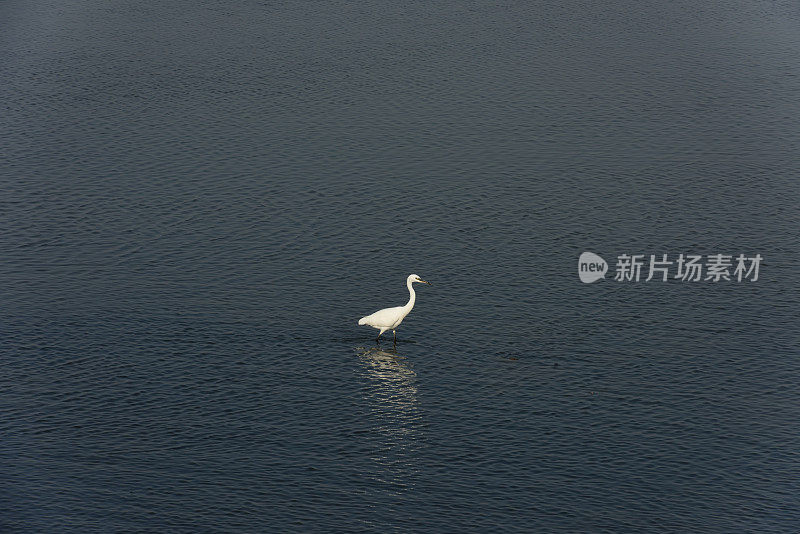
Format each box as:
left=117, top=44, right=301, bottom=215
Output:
left=2, top=1, right=799, bottom=531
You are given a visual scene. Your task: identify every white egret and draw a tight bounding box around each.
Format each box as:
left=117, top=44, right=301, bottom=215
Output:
left=358, top=274, right=432, bottom=343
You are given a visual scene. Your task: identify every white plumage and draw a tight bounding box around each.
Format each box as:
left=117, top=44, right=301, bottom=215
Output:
left=358, top=274, right=432, bottom=343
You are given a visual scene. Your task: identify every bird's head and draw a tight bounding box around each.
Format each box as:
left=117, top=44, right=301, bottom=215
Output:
left=408, top=274, right=432, bottom=286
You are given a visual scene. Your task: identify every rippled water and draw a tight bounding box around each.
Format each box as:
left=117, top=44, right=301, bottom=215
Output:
left=2, top=0, right=799, bottom=531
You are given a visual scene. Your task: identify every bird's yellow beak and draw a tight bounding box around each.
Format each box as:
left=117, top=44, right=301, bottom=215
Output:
left=420, top=280, right=432, bottom=286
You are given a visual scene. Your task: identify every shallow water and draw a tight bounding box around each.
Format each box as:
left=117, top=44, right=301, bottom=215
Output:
left=2, top=0, right=799, bottom=531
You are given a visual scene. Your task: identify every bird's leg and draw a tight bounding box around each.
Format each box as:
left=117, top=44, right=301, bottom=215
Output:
left=393, top=330, right=397, bottom=344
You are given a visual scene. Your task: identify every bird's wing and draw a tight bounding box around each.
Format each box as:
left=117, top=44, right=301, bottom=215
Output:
left=359, top=306, right=403, bottom=327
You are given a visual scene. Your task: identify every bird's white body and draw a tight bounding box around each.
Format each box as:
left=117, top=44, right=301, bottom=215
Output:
left=358, top=305, right=409, bottom=330
left=358, top=274, right=431, bottom=342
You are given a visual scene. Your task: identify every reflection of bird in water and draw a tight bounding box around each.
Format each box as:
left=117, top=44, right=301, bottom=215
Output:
left=357, top=346, right=418, bottom=413
left=356, top=345, right=422, bottom=493
left=357, top=274, right=432, bottom=343
left=357, top=345, right=419, bottom=424
left=357, top=346, right=416, bottom=380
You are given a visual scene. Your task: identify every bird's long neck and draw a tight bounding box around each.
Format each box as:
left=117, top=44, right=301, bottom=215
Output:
left=403, top=280, right=416, bottom=313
